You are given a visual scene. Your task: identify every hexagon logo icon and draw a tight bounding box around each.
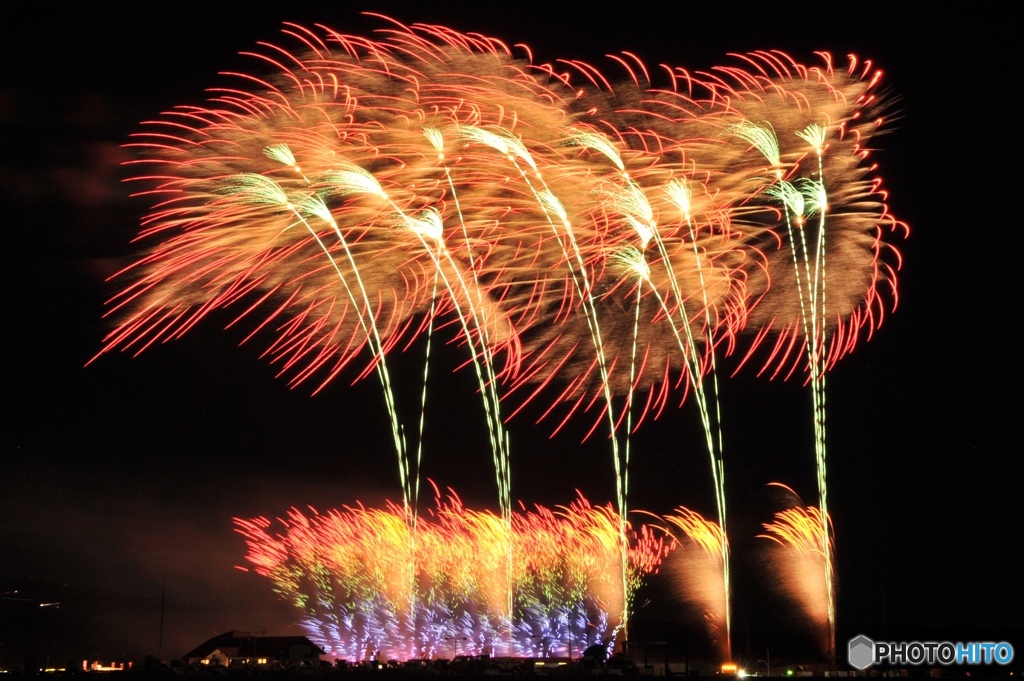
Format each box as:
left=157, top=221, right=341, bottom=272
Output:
left=848, top=635, right=875, bottom=670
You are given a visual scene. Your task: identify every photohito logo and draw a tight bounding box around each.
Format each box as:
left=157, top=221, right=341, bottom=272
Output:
left=848, top=635, right=1014, bottom=669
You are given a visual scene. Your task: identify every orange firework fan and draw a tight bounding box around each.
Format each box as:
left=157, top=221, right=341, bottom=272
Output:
left=642, top=507, right=730, bottom=660
left=96, top=17, right=903, bottom=421
left=758, top=484, right=836, bottom=660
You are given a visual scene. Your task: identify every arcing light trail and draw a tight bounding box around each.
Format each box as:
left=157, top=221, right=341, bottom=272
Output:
left=735, top=122, right=837, bottom=660
left=95, top=16, right=905, bottom=660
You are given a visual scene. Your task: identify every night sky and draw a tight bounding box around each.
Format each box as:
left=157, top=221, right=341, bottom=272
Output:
left=3, top=1, right=1020, bottom=668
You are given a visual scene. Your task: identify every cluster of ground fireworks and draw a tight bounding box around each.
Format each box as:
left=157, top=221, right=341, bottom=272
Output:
left=233, top=488, right=827, bottom=661
left=96, top=16, right=904, bottom=662
left=234, top=489, right=672, bottom=660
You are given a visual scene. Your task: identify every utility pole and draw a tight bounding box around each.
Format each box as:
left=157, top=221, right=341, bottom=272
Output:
left=157, top=579, right=165, bottom=659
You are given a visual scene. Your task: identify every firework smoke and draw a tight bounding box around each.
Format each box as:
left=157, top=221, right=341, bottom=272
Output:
left=652, top=508, right=730, bottom=660
left=758, top=484, right=834, bottom=659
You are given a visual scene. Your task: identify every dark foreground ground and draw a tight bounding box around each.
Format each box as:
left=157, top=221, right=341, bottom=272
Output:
left=2, top=666, right=1021, bottom=681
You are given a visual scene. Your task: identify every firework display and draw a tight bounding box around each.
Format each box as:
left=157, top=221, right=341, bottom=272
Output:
left=95, top=16, right=904, bottom=662
left=758, top=485, right=835, bottom=658
left=234, top=489, right=672, bottom=660
left=657, top=508, right=730, bottom=659
left=97, top=18, right=901, bottom=426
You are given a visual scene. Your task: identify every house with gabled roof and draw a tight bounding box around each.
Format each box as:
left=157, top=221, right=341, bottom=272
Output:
left=183, top=630, right=325, bottom=668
